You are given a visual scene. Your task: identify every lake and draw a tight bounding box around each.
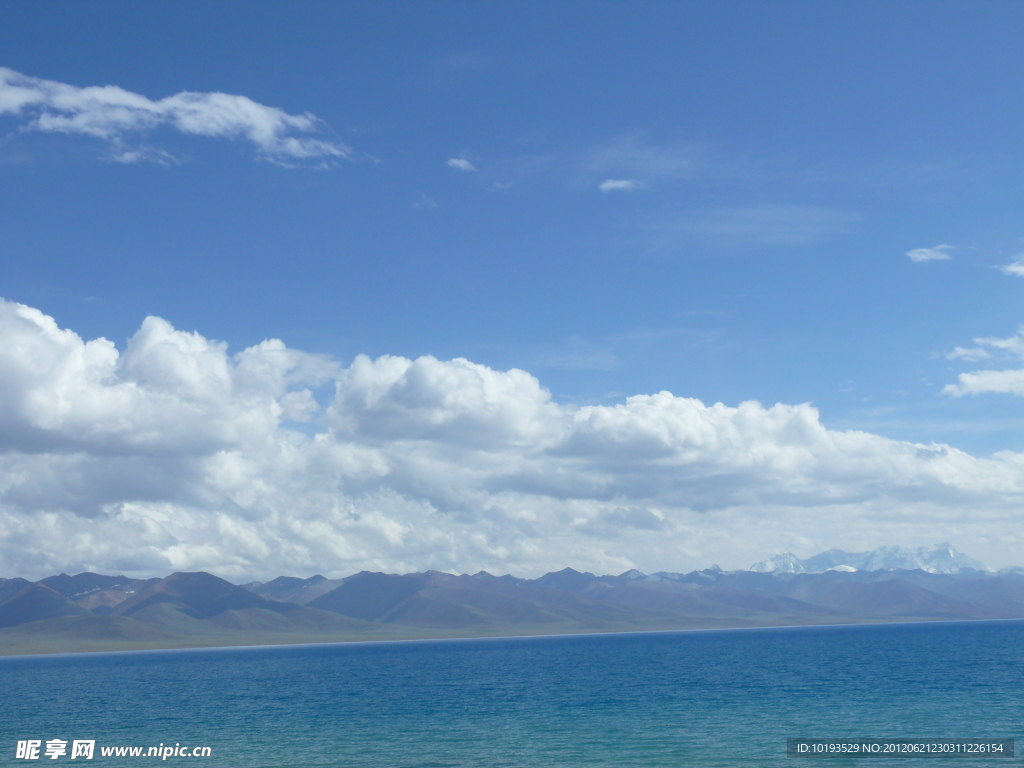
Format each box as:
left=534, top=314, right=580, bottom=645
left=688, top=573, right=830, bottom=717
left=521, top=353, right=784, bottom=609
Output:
left=3, top=621, right=1023, bottom=767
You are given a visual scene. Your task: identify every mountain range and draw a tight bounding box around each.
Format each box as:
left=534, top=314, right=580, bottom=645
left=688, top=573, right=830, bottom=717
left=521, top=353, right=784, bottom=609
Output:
left=3, top=551, right=1024, bottom=656
left=750, top=543, right=989, bottom=574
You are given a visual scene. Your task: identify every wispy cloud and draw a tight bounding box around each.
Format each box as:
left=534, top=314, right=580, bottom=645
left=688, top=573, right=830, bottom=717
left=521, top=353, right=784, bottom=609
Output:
left=411, top=193, right=438, bottom=209
left=650, top=205, right=859, bottom=248
left=446, top=157, right=477, bottom=172
left=0, top=67, right=350, bottom=165
left=525, top=336, right=618, bottom=372
left=475, top=135, right=747, bottom=195
left=599, top=179, right=645, bottom=192
left=906, top=244, right=954, bottom=262
left=947, top=347, right=992, bottom=362
left=1000, top=255, right=1024, bottom=277
left=428, top=50, right=558, bottom=87
left=588, top=135, right=706, bottom=180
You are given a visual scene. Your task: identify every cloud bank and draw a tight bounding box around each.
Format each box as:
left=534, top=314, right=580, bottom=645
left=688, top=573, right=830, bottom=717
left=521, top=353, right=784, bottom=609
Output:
left=0, top=67, right=349, bottom=164
left=1, top=299, right=1023, bottom=580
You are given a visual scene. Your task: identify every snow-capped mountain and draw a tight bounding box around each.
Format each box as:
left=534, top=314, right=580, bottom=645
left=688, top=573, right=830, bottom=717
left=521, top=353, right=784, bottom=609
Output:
left=750, top=543, right=987, bottom=574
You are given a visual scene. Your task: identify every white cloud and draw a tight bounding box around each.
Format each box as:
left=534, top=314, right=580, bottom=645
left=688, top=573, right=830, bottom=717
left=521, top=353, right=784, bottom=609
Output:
left=944, top=369, right=1024, bottom=397
left=599, top=179, right=644, bottom=192
left=946, top=347, right=992, bottom=362
left=2, top=299, right=1024, bottom=580
left=944, top=327, right=1024, bottom=397
left=999, top=255, right=1024, bottom=277
left=906, top=244, right=954, bottom=262
left=446, top=157, right=476, bottom=171
left=0, top=67, right=350, bottom=164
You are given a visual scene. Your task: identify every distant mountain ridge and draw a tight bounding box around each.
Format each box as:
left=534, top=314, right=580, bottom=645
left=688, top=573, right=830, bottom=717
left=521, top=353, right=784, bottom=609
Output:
left=749, top=543, right=987, bottom=574
left=242, top=574, right=345, bottom=604
left=3, top=555, right=1024, bottom=656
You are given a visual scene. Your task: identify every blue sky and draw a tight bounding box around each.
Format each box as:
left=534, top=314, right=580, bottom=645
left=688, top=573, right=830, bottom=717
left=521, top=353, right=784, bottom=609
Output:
left=2, top=2, right=1024, bottom=578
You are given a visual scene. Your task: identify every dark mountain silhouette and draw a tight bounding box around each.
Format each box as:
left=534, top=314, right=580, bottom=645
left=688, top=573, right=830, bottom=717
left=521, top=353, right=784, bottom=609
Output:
left=0, top=584, right=88, bottom=628
left=0, top=577, right=33, bottom=604
left=534, top=567, right=599, bottom=592
left=309, top=572, right=428, bottom=621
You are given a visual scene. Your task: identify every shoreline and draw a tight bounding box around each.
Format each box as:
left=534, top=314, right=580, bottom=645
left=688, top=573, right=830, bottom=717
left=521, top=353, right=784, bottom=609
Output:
left=4, top=615, right=1022, bottom=661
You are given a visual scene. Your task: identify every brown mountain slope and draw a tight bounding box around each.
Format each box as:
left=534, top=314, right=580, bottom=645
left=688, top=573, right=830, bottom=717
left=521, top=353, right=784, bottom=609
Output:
left=0, top=577, right=33, bottom=605
left=244, top=574, right=345, bottom=604
left=112, top=571, right=301, bottom=619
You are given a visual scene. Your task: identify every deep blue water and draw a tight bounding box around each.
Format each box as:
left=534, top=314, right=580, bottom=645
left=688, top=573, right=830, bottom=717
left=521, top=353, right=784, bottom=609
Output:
left=2, top=621, right=1023, bottom=767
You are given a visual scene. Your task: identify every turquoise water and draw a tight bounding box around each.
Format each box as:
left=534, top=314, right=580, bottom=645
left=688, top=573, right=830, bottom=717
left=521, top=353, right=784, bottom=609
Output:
left=2, top=621, right=1023, bottom=767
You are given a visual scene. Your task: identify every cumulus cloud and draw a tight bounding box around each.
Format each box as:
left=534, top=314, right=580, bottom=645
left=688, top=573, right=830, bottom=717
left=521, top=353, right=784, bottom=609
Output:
left=944, top=369, right=1024, bottom=397
left=0, top=67, right=350, bottom=164
left=944, top=327, right=1024, bottom=397
left=906, top=244, right=954, bottom=262
left=2, top=299, right=1024, bottom=580
left=599, top=179, right=644, bottom=192
left=1000, top=256, right=1024, bottom=277
left=446, top=157, right=476, bottom=171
